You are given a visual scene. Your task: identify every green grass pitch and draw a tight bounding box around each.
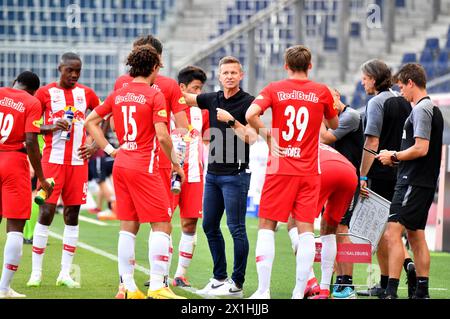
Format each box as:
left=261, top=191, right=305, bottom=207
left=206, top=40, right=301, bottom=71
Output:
left=1, top=209, right=449, bottom=299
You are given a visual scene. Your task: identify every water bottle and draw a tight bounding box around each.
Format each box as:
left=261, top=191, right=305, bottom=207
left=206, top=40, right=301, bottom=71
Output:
left=60, top=109, right=74, bottom=141
left=170, top=139, right=187, bottom=194
left=34, top=178, right=55, bottom=205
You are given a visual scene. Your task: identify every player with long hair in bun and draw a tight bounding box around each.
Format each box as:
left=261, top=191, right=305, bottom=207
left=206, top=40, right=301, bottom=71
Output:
left=85, top=45, right=186, bottom=299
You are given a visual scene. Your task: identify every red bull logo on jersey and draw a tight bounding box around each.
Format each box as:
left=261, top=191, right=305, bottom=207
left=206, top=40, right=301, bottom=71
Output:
left=115, top=93, right=146, bottom=105
left=277, top=90, right=319, bottom=103
left=0, top=97, right=25, bottom=112
left=48, top=106, right=85, bottom=123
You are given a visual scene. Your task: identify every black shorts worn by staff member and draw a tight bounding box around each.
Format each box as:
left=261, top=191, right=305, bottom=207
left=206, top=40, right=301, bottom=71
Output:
left=389, top=185, right=435, bottom=231
left=390, top=97, right=443, bottom=231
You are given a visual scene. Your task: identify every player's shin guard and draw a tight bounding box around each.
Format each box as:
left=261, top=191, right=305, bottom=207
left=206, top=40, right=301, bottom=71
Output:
left=60, top=225, right=79, bottom=277
left=149, top=231, right=170, bottom=291
left=31, top=223, right=49, bottom=276
left=118, top=231, right=137, bottom=291
left=175, top=233, right=196, bottom=278
left=320, top=234, right=337, bottom=290
left=0, top=232, right=23, bottom=291
left=255, top=229, right=275, bottom=294
left=293, top=232, right=315, bottom=299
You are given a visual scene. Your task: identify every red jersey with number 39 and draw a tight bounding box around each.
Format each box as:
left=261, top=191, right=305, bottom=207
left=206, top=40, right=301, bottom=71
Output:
left=95, top=82, right=168, bottom=173
left=253, top=79, right=337, bottom=176
left=0, top=88, right=41, bottom=151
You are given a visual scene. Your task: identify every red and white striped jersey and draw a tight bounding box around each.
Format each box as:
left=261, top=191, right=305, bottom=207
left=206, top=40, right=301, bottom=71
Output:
left=171, top=107, right=209, bottom=183
left=36, top=83, right=100, bottom=166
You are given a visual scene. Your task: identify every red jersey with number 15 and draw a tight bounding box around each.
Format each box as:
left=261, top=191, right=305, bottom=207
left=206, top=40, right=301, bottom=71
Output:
left=114, top=74, right=188, bottom=169
left=0, top=88, right=41, bottom=151
left=95, top=82, right=168, bottom=174
left=252, top=79, right=336, bottom=176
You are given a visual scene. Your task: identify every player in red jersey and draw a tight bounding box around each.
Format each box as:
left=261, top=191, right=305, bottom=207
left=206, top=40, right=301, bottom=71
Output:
left=171, top=66, right=210, bottom=288
left=27, top=52, right=100, bottom=289
left=0, top=71, right=54, bottom=298
left=85, top=45, right=186, bottom=299
left=246, top=45, right=338, bottom=299
left=114, top=35, right=189, bottom=202
left=114, top=35, right=189, bottom=294
left=286, top=144, right=358, bottom=299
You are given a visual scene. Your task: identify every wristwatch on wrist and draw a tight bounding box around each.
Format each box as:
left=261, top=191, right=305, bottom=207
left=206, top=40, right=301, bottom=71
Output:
left=227, top=118, right=236, bottom=127
left=391, top=152, right=400, bottom=164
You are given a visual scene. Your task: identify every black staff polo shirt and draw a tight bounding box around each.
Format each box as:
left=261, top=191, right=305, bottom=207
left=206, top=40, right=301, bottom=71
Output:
left=197, top=89, right=254, bottom=175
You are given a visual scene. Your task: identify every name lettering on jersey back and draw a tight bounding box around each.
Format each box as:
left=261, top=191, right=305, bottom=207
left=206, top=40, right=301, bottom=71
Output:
left=277, top=91, right=319, bottom=104
left=122, top=142, right=138, bottom=151
left=284, top=146, right=301, bottom=158
left=0, top=97, right=25, bottom=112
left=115, top=93, right=146, bottom=105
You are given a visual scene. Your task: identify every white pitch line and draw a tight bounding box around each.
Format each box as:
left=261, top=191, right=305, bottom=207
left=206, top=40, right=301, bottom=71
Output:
left=48, top=231, right=149, bottom=275
left=78, top=215, right=109, bottom=226
left=48, top=231, right=210, bottom=297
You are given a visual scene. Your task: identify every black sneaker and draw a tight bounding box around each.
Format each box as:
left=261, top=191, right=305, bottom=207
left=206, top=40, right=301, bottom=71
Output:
left=380, top=291, right=398, bottom=299
left=356, top=283, right=385, bottom=297
left=411, top=294, right=430, bottom=299
left=144, top=280, right=150, bottom=287
left=406, top=263, right=417, bottom=299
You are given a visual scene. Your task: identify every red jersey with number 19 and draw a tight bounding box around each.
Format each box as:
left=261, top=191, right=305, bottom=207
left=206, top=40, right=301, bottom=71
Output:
left=95, top=82, right=168, bottom=173
left=0, top=88, right=41, bottom=151
left=252, top=79, right=336, bottom=176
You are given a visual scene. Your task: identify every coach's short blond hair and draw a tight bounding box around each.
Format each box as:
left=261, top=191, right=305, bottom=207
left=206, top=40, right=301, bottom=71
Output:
left=218, top=56, right=243, bottom=73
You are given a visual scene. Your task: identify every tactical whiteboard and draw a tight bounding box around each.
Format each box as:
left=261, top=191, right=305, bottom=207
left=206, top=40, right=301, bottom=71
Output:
left=348, top=189, right=391, bottom=253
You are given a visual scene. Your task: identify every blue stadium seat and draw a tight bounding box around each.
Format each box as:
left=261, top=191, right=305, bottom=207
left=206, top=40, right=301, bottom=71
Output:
left=324, top=37, right=337, bottom=51
left=423, top=63, right=436, bottom=79
left=436, top=49, right=450, bottom=76
left=351, top=93, right=363, bottom=109
left=402, top=53, right=417, bottom=64
left=350, top=22, right=361, bottom=38
left=424, top=38, right=440, bottom=52
left=396, top=0, right=406, bottom=8
left=420, top=49, right=435, bottom=64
